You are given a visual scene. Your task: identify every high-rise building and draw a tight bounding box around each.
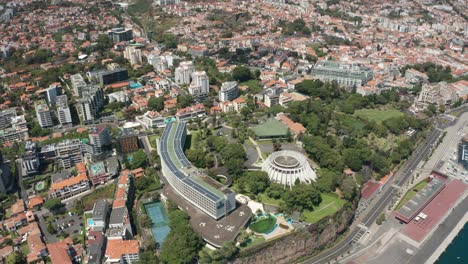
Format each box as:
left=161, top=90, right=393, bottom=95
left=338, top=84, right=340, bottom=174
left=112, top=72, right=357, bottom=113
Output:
left=311, top=60, right=373, bottom=87
left=54, top=139, right=84, bottom=169
left=155, top=0, right=180, bottom=5
left=89, top=68, right=129, bottom=86
left=0, top=115, right=29, bottom=144
left=78, top=85, right=105, bottom=125
left=458, top=136, right=468, bottom=170
left=56, top=95, right=72, bottom=126
left=70, top=74, right=87, bottom=97
left=0, top=109, right=16, bottom=129
left=188, top=71, right=209, bottom=98
left=175, top=61, right=194, bottom=85
left=124, top=46, right=142, bottom=65
left=22, top=141, right=40, bottom=175
left=107, top=28, right=133, bottom=43
left=147, top=54, right=170, bottom=73
left=35, top=100, right=54, bottom=128
left=45, top=84, right=59, bottom=105
left=219, top=81, right=239, bottom=102
left=117, top=128, right=139, bottom=154
left=89, top=126, right=112, bottom=155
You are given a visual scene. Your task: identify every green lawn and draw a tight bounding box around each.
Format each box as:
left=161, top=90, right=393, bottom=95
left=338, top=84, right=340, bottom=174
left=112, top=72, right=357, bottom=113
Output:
left=301, top=193, right=346, bottom=224
left=239, top=80, right=262, bottom=93
left=82, top=183, right=116, bottom=210
left=258, top=193, right=282, bottom=207
left=240, top=236, right=266, bottom=249
left=252, top=119, right=288, bottom=138
left=354, top=109, right=404, bottom=123
left=147, top=134, right=159, bottom=149
left=249, top=215, right=277, bottom=233
left=396, top=179, right=428, bottom=210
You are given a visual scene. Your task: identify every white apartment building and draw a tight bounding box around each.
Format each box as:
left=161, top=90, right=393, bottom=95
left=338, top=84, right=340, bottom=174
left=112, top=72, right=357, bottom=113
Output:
left=219, top=81, right=239, bottom=102
left=175, top=61, right=194, bottom=85
left=188, top=71, right=209, bottom=98
left=35, top=100, right=54, bottom=128
left=124, top=46, right=142, bottom=65
left=70, top=74, right=87, bottom=97
left=56, top=95, right=72, bottom=125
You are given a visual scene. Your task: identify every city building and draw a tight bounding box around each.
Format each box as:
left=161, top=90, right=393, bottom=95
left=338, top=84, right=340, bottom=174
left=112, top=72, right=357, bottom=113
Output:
left=71, top=74, right=88, bottom=97
left=85, top=231, right=105, bottom=264
left=0, top=109, right=16, bottom=129
left=276, top=112, right=306, bottom=138
left=147, top=54, right=173, bottom=73
left=48, top=172, right=90, bottom=200
left=0, top=115, right=29, bottom=144
left=135, top=111, right=166, bottom=129
left=91, top=200, right=109, bottom=232
left=458, top=136, right=468, bottom=170
left=188, top=71, right=209, bottom=98
left=155, top=0, right=180, bottom=5
left=159, top=121, right=236, bottom=220
left=311, top=60, right=373, bottom=87
left=175, top=61, right=194, bottom=85
left=53, top=139, right=84, bottom=169
left=415, top=82, right=458, bottom=109
left=89, top=126, right=112, bottom=155
left=123, top=46, right=142, bottom=65
left=175, top=103, right=206, bottom=121
left=44, top=84, right=59, bottom=105
left=261, top=150, right=317, bottom=188
left=219, top=81, right=239, bottom=102
left=56, top=95, right=73, bottom=126
left=22, top=141, right=40, bottom=176
left=117, top=128, right=139, bottom=154
left=107, top=28, right=133, bottom=43
left=47, top=237, right=83, bottom=264
left=90, top=68, right=129, bottom=86
left=35, top=100, right=54, bottom=128
left=78, top=85, right=105, bottom=125
left=104, top=239, right=139, bottom=264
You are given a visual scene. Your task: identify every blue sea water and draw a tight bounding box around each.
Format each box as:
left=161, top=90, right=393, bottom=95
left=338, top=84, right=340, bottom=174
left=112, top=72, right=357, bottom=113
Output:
left=436, top=222, right=467, bottom=264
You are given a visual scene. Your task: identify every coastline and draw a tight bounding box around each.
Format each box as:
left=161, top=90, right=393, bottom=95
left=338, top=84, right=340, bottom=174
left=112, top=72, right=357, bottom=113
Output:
left=425, top=211, right=468, bottom=264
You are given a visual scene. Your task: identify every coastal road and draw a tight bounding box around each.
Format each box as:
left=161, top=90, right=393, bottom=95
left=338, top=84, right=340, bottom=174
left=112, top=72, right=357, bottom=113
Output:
left=303, top=127, right=443, bottom=264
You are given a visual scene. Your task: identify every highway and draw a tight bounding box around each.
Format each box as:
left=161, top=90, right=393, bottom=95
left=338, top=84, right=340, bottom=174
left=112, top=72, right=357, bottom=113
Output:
left=303, top=127, right=443, bottom=264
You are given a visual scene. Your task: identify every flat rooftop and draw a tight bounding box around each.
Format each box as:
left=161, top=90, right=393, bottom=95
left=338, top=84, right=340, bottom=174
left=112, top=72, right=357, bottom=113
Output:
left=163, top=186, right=251, bottom=247
left=396, top=178, right=445, bottom=223
left=252, top=118, right=288, bottom=138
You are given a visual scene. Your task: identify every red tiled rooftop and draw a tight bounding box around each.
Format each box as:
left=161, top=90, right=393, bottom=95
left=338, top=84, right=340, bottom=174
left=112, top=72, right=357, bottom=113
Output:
left=361, top=181, right=381, bottom=200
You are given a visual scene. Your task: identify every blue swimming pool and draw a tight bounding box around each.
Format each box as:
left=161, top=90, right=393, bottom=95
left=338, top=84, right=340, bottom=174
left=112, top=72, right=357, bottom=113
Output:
left=129, top=82, right=143, bottom=89
left=144, top=202, right=171, bottom=245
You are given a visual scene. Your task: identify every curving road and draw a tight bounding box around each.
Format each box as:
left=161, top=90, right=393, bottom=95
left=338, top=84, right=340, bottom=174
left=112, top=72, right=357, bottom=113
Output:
left=303, top=127, right=443, bottom=264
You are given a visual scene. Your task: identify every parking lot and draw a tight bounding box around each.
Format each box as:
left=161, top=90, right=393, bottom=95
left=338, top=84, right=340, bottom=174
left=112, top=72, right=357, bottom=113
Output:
left=39, top=212, right=83, bottom=243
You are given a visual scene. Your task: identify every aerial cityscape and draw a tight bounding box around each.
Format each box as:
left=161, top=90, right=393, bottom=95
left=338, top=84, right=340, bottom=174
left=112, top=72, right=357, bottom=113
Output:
left=0, top=0, right=466, bottom=263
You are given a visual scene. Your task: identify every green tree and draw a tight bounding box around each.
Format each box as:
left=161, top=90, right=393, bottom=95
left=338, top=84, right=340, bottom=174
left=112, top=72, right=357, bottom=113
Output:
left=140, top=214, right=153, bottom=228
left=283, top=184, right=322, bottom=212
left=232, top=66, right=253, bottom=82
left=129, top=149, right=147, bottom=169
left=44, top=198, right=64, bottom=212
left=148, top=97, right=164, bottom=112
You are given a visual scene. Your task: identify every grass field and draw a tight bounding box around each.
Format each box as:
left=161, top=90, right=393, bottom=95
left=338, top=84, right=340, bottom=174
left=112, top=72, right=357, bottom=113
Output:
left=258, top=193, right=282, bottom=207
left=249, top=215, right=277, bottom=233
left=239, top=80, right=262, bottom=93
left=354, top=109, right=404, bottom=123
left=396, top=179, right=428, bottom=210
left=147, top=135, right=159, bottom=149
left=301, top=193, right=346, bottom=224
left=82, top=183, right=116, bottom=210
left=240, top=236, right=266, bottom=249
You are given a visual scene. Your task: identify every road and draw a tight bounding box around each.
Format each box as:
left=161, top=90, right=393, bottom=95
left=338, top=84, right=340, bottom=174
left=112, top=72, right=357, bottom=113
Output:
left=303, top=127, right=443, bottom=264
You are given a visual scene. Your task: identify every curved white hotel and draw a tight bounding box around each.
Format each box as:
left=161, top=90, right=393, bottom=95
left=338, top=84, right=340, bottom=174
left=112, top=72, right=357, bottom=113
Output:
left=158, top=121, right=236, bottom=220
left=262, top=150, right=317, bottom=188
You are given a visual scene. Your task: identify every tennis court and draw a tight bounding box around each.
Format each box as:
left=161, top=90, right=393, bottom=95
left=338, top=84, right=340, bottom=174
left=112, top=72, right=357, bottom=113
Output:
left=144, top=202, right=171, bottom=245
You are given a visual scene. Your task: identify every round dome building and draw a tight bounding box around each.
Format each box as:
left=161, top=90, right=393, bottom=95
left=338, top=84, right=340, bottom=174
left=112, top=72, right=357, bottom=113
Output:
left=261, top=150, right=317, bottom=188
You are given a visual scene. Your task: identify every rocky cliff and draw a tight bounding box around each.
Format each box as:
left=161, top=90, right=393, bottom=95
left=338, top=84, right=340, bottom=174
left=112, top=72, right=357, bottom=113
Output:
left=231, top=205, right=355, bottom=264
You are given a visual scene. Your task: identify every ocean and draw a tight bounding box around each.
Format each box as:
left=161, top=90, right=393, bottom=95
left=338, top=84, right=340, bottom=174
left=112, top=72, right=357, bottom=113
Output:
left=436, top=222, right=467, bottom=264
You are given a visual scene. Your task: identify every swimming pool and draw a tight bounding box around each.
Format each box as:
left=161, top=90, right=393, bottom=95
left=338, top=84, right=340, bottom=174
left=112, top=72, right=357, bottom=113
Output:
left=129, top=82, right=143, bottom=89
left=144, top=202, right=171, bottom=245
left=87, top=218, right=94, bottom=227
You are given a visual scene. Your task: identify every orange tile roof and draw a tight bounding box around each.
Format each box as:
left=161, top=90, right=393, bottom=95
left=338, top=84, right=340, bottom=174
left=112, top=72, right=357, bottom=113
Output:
left=11, top=199, right=25, bottom=215
left=115, top=188, right=127, bottom=200
left=379, top=172, right=394, bottom=185
left=76, top=162, right=87, bottom=175
left=112, top=199, right=126, bottom=209
left=47, top=237, right=74, bottom=264
left=118, top=175, right=129, bottom=185
left=27, top=233, right=46, bottom=263
left=277, top=113, right=306, bottom=135
left=105, top=239, right=139, bottom=260
left=51, top=173, right=88, bottom=191
left=28, top=196, right=44, bottom=209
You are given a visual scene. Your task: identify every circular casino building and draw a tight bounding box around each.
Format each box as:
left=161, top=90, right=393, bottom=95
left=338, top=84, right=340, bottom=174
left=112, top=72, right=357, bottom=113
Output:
left=261, top=150, right=317, bottom=188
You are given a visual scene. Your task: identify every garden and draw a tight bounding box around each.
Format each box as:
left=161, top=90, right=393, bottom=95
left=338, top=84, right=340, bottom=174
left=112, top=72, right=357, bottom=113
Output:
left=249, top=215, right=277, bottom=234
